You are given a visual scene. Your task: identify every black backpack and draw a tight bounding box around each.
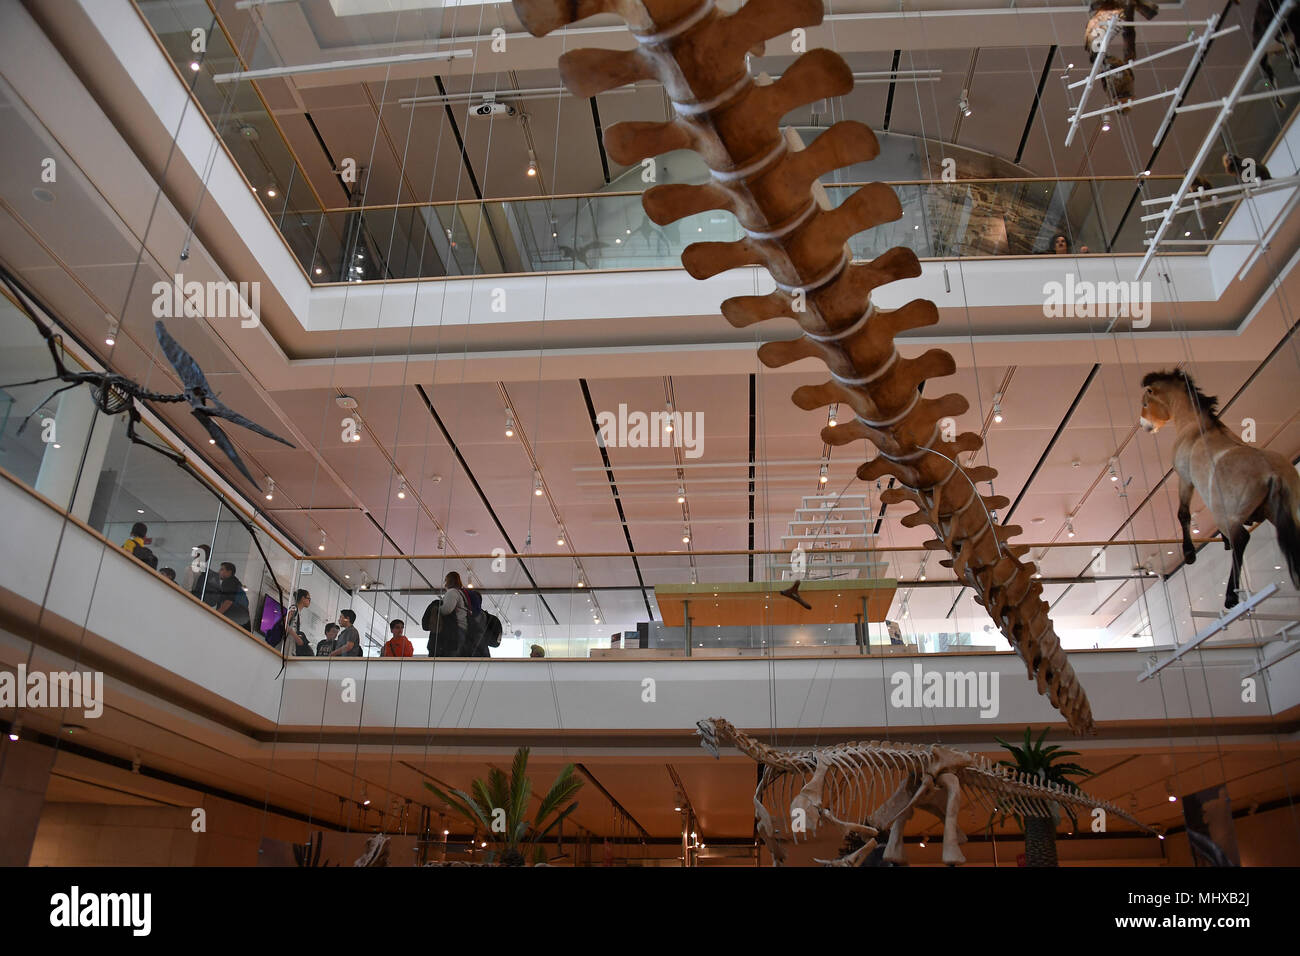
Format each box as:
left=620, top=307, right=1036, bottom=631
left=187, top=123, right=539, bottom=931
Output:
left=421, top=599, right=440, bottom=633
left=265, top=616, right=285, bottom=648
left=133, top=545, right=158, bottom=570
left=484, top=612, right=503, bottom=648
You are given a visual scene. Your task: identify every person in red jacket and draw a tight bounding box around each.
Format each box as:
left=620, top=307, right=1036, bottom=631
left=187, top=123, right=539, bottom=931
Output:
left=381, top=619, right=414, bottom=658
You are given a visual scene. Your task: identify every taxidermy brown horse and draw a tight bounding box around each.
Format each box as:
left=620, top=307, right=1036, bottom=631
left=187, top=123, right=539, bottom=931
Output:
left=1140, top=370, right=1300, bottom=608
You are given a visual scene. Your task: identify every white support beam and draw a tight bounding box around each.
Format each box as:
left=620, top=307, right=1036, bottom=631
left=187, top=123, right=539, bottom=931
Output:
left=1138, top=583, right=1280, bottom=681
left=1176, top=84, right=1300, bottom=113
left=1064, top=15, right=1120, bottom=148
left=1135, top=0, right=1298, bottom=280
left=1151, top=16, right=1231, bottom=146
left=212, top=49, right=474, bottom=84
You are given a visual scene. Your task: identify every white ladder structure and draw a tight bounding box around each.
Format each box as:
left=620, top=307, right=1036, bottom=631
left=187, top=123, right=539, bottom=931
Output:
left=779, top=493, right=887, bottom=581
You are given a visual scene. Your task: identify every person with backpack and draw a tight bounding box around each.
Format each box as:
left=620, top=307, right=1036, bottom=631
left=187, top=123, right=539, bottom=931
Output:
left=283, top=589, right=313, bottom=656
left=434, top=572, right=470, bottom=655
left=122, top=522, right=158, bottom=570
left=214, top=562, right=252, bottom=630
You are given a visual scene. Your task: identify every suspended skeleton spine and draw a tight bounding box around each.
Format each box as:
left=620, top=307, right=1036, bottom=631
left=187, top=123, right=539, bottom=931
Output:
left=514, top=0, right=1093, bottom=733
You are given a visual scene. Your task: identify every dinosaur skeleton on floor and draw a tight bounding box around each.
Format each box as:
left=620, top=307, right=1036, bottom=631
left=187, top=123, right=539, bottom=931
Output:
left=697, top=717, right=1153, bottom=866
left=513, top=0, right=1095, bottom=733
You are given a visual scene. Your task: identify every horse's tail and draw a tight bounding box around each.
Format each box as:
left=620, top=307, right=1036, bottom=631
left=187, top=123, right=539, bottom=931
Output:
left=1269, top=469, right=1300, bottom=589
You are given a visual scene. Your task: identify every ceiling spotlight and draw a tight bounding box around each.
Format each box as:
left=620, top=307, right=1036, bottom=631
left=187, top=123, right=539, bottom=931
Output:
left=664, top=404, right=674, bottom=433
left=682, top=526, right=691, bottom=544
left=677, top=483, right=686, bottom=504
left=1108, top=459, right=1119, bottom=482
left=318, top=531, right=327, bottom=552
left=437, top=530, right=446, bottom=550
left=189, top=60, right=201, bottom=72
left=1101, top=113, right=1112, bottom=132
left=315, top=267, right=323, bottom=275
left=827, top=404, right=838, bottom=427
left=266, top=187, right=278, bottom=198
left=7, top=718, right=20, bottom=742
left=397, top=480, right=407, bottom=500
left=819, top=465, right=829, bottom=485
left=556, top=531, right=566, bottom=547
left=992, top=402, right=1003, bottom=424
left=959, top=89, right=972, bottom=117
left=505, top=411, right=515, bottom=438
left=526, top=159, right=538, bottom=177
left=534, top=471, right=543, bottom=496
left=1066, top=519, right=1075, bottom=539
left=577, top=579, right=585, bottom=588
left=265, top=477, right=275, bottom=502
left=105, top=321, right=118, bottom=347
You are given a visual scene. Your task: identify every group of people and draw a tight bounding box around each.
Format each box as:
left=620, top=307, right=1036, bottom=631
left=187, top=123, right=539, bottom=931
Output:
left=280, top=590, right=364, bottom=657
left=122, top=524, right=254, bottom=631
left=125, top=527, right=492, bottom=660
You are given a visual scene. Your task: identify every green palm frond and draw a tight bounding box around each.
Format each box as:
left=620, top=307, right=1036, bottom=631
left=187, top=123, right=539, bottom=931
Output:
left=509, top=748, right=532, bottom=840
left=534, top=764, right=583, bottom=830
left=428, top=748, right=584, bottom=863
left=535, top=801, right=579, bottom=842
left=424, top=781, right=492, bottom=832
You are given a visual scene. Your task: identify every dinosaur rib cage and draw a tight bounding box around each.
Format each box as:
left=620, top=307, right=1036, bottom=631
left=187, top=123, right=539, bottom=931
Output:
left=696, top=716, right=1152, bottom=838
left=514, top=0, right=1095, bottom=734
left=757, top=746, right=1146, bottom=833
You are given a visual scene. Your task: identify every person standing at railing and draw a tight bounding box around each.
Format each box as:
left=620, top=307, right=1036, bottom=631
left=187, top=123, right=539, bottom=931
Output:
left=437, top=572, right=470, bottom=655
left=329, top=609, right=362, bottom=657
left=284, top=589, right=313, bottom=656
left=188, top=543, right=219, bottom=605
left=214, top=562, right=252, bottom=631
left=317, top=622, right=340, bottom=657
left=381, top=620, right=413, bottom=658
left=122, top=522, right=158, bottom=569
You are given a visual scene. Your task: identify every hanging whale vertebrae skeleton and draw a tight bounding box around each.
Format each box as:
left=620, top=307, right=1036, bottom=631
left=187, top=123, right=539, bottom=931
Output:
left=513, top=0, right=1095, bottom=734
left=697, top=718, right=1153, bottom=865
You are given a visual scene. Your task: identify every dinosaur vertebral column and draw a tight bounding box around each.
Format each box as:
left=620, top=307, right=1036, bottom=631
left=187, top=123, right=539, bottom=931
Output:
left=514, top=0, right=1094, bottom=734
left=698, top=718, right=1150, bottom=866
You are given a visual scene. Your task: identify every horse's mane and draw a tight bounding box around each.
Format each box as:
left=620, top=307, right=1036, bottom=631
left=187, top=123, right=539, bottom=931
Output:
left=1142, top=369, right=1220, bottom=418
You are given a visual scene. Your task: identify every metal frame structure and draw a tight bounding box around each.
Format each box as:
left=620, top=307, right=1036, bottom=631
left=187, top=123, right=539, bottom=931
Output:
left=1065, top=17, right=1235, bottom=148
left=1135, top=0, right=1299, bottom=280
left=1138, top=583, right=1280, bottom=681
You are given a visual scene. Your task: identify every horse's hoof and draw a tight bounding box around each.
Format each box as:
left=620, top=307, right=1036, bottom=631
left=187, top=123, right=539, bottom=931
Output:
left=1224, top=593, right=1239, bottom=610
left=1184, top=550, right=1197, bottom=565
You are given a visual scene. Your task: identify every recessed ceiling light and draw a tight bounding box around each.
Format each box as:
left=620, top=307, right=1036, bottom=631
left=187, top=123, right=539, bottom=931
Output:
left=33, top=187, right=55, bottom=203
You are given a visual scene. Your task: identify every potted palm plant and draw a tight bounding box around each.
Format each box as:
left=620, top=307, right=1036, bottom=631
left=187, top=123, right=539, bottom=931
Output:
left=992, top=726, right=1092, bottom=867
left=424, top=746, right=583, bottom=866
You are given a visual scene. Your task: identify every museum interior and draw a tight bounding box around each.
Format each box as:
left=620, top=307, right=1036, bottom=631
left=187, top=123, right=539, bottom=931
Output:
left=0, top=0, right=1297, bottom=868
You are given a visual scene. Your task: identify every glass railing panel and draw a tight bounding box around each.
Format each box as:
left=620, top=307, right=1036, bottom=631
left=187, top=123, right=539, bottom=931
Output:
left=305, top=178, right=1190, bottom=282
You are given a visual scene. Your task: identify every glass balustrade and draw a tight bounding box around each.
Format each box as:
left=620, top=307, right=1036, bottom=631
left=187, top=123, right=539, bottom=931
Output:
left=6, top=278, right=1293, bottom=662
left=133, top=0, right=1300, bottom=288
